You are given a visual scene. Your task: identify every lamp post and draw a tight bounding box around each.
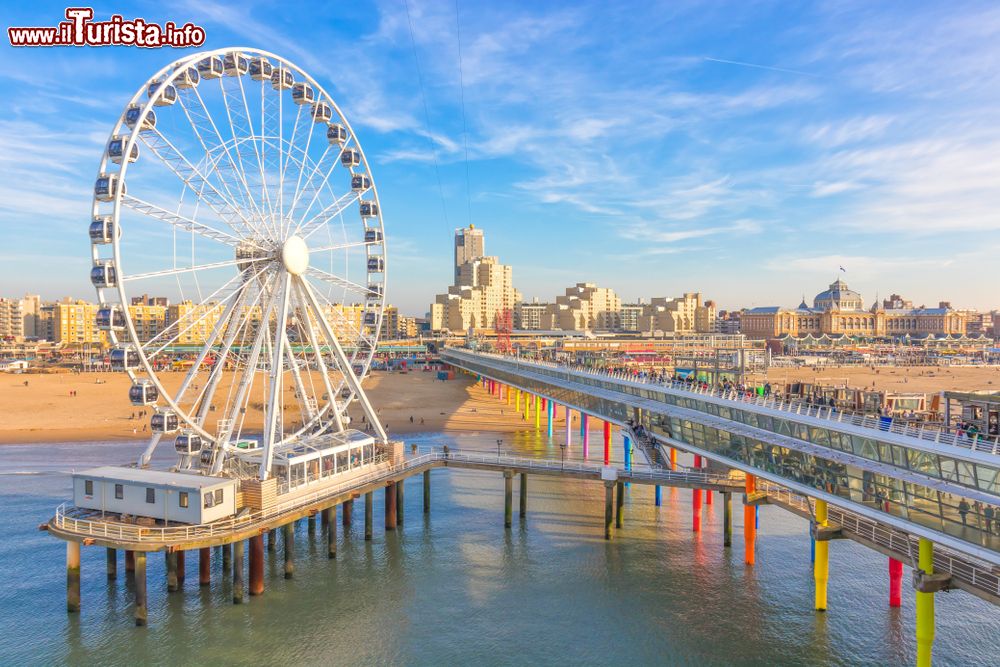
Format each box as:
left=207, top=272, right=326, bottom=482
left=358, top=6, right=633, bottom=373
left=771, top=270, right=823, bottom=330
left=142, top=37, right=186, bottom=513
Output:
left=560, top=442, right=566, bottom=470
left=496, top=438, right=503, bottom=462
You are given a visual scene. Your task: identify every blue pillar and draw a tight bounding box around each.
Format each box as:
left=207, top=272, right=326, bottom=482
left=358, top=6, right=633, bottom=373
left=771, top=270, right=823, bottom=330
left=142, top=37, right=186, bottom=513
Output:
left=755, top=505, right=759, bottom=529
left=546, top=400, right=554, bottom=439
left=624, top=435, right=631, bottom=471
left=654, top=485, right=662, bottom=506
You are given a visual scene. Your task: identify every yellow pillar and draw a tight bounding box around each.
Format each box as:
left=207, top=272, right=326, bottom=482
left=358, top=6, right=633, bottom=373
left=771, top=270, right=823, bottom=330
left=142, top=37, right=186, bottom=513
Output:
left=534, top=395, right=541, bottom=429
left=916, top=538, right=935, bottom=667
left=523, top=393, right=530, bottom=421
left=515, top=389, right=521, bottom=412
left=814, top=499, right=829, bottom=611
left=506, top=387, right=511, bottom=405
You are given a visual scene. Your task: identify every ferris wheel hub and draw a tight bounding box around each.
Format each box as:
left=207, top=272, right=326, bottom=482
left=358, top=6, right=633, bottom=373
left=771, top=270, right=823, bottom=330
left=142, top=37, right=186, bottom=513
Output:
left=280, top=235, right=310, bottom=275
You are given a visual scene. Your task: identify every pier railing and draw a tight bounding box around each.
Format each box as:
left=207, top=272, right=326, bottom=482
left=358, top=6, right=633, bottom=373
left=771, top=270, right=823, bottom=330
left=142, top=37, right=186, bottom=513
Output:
left=760, top=480, right=1000, bottom=599
left=448, top=349, right=1000, bottom=456
left=50, top=449, right=736, bottom=545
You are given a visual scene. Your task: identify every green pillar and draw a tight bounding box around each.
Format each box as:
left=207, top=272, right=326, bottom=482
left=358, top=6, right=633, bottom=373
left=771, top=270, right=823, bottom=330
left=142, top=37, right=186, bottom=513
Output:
left=365, top=491, right=373, bottom=540
left=519, top=472, right=527, bottom=518
left=504, top=471, right=513, bottom=528
left=66, top=542, right=81, bottom=613
left=283, top=523, right=295, bottom=579
left=423, top=470, right=431, bottom=513
left=326, top=506, right=337, bottom=559
left=723, top=492, right=732, bottom=548
left=232, top=540, right=244, bottom=604
left=134, top=551, right=148, bottom=626
left=615, top=481, right=625, bottom=529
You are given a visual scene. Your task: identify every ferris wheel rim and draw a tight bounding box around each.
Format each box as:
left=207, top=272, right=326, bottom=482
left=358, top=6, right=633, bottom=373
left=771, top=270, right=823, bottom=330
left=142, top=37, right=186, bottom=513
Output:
left=90, top=47, right=388, bottom=460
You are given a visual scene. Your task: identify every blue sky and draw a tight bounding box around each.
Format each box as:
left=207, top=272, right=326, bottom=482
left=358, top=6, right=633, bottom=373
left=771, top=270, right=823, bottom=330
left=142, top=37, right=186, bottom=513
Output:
left=3, top=0, right=1000, bottom=315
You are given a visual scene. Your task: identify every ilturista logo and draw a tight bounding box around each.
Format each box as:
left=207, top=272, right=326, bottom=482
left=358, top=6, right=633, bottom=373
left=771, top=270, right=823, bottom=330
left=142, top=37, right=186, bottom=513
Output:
left=8, top=7, right=207, bottom=48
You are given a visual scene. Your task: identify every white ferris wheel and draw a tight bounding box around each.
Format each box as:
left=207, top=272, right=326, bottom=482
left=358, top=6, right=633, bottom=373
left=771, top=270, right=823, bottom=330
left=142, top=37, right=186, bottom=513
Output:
left=89, top=47, right=388, bottom=481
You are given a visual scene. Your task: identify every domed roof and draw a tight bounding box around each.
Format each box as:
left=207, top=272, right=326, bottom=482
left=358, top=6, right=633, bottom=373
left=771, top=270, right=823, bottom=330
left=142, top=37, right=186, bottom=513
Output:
left=813, top=278, right=864, bottom=311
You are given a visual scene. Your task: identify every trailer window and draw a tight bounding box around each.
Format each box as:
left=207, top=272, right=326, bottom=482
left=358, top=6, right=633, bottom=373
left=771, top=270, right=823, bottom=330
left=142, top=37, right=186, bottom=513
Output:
left=179, top=492, right=189, bottom=508
left=204, top=492, right=214, bottom=508
left=214, top=489, right=224, bottom=505
left=84, top=480, right=93, bottom=495
left=115, top=484, right=123, bottom=499
left=146, top=487, right=155, bottom=504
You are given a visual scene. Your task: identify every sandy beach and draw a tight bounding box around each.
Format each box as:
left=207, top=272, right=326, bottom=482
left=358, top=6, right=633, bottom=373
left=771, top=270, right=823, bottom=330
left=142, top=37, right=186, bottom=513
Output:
left=0, top=369, right=546, bottom=445
left=764, top=365, right=1000, bottom=394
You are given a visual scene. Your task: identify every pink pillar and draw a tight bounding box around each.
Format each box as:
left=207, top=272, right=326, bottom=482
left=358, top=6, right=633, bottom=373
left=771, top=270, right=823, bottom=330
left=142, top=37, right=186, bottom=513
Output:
left=603, top=421, right=611, bottom=465
left=889, top=558, right=903, bottom=607
left=582, top=414, right=590, bottom=460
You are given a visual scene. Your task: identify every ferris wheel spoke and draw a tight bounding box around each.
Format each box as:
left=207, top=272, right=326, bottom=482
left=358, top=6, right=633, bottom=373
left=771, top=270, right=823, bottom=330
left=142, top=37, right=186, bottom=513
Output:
left=138, top=128, right=258, bottom=237
left=297, top=191, right=361, bottom=239
left=292, top=277, right=345, bottom=433
left=176, top=89, right=264, bottom=237
left=123, top=256, right=260, bottom=283
left=121, top=194, right=249, bottom=248
left=309, top=240, right=375, bottom=254
left=141, top=266, right=264, bottom=359
left=283, top=330, right=315, bottom=426
left=285, top=142, right=332, bottom=225
left=261, top=270, right=292, bottom=479
left=219, top=74, right=274, bottom=238
left=304, top=266, right=375, bottom=299
left=283, top=107, right=321, bottom=239
left=292, top=138, right=353, bottom=226
left=277, top=104, right=307, bottom=227
left=235, top=72, right=276, bottom=226
left=298, top=275, right=386, bottom=441
left=305, top=278, right=377, bottom=351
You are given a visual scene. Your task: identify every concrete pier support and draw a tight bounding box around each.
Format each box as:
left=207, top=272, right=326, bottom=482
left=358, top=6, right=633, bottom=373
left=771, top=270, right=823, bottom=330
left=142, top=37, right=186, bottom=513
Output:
left=582, top=414, right=590, bottom=460
left=916, top=538, right=935, bottom=667
left=249, top=535, right=264, bottom=596
left=325, top=507, right=337, bottom=559
left=134, top=551, right=147, bottom=626
left=232, top=540, right=244, bottom=604
left=125, top=549, right=135, bottom=573
left=603, top=421, right=611, bottom=465
left=889, top=558, right=903, bottom=607
left=176, top=550, right=185, bottom=586
left=342, top=499, right=353, bottom=527
left=222, top=543, right=232, bottom=572
left=166, top=552, right=179, bottom=592
left=106, top=547, right=117, bottom=580
left=365, top=492, right=374, bottom=540
left=396, top=478, right=405, bottom=526
left=267, top=529, right=276, bottom=552
left=604, top=482, right=614, bottom=540
left=283, top=523, right=295, bottom=579
left=615, top=480, right=625, bottom=529
left=66, top=542, right=81, bottom=613
left=519, top=472, right=527, bottom=518
left=814, top=499, right=829, bottom=611
left=744, top=474, right=756, bottom=566
left=385, top=482, right=398, bottom=530
left=308, top=514, right=316, bottom=534
left=723, top=492, right=733, bottom=547
left=199, top=547, right=211, bottom=586
left=423, top=470, right=431, bottom=513
left=504, top=471, right=513, bottom=528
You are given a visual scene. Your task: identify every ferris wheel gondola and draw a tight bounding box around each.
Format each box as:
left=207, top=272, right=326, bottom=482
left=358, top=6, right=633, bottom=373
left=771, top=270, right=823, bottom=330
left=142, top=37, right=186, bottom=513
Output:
left=89, top=48, right=388, bottom=482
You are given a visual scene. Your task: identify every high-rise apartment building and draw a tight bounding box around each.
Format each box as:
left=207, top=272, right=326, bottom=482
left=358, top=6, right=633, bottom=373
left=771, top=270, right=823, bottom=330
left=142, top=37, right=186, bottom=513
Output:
left=453, top=224, right=485, bottom=283
left=0, top=298, right=23, bottom=340
left=546, top=283, right=621, bottom=331
left=53, top=298, right=106, bottom=347
left=431, top=226, right=522, bottom=332
left=636, top=293, right=716, bottom=334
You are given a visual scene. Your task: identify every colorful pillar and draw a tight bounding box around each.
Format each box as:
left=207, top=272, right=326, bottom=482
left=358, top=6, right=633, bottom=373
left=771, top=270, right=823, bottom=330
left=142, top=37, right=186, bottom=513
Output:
left=814, top=499, right=829, bottom=611
left=249, top=535, right=264, bottom=595
left=534, top=395, right=541, bottom=429
left=744, top=474, right=756, bottom=565
left=565, top=409, right=572, bottom=448
left=505, top=386, right=511, bottom=405
left=515, top=389, right=521, bottom=412
left=669, top=447, right=677, bottom=471
left=916, top=538, right=935, bottom=667
left=654, top=485, right=662, bottom=506
left=547, top=400, right=554, bottom=439
left=582, top=414, right=590, bottom=459
left=603, top=421, right=611, bottom=465
left=580, top=412, right=586, bottom=437
left=889, top=558, right=903, bottom=608
left=692, top=455, right=703, bottom=531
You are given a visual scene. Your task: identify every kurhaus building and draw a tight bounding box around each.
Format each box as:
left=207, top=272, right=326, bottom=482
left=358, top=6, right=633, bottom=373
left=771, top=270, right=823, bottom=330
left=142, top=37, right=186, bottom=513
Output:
left=741, top=279, right=967, bottom=340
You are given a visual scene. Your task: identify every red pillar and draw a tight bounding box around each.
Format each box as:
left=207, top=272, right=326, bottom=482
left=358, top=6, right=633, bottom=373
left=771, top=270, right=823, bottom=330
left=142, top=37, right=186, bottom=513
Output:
left=603, top=421, right=612, bottom=465
left=692, top=455, right=703, bottom=531
left=744, top=474, right=756, bottom=566
left=199, top=547, right=211, bottom=586
left=889, top=558, right=903, bottom=607
left=249, top=535, right=264, bottom=596
left=669, top=447, right=677, bottom=471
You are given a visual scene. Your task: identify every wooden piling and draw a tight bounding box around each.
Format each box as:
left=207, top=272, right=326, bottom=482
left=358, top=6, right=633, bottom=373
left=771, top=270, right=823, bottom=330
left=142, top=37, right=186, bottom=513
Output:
left=385, top=482, right=397, bottom=530
left=124, top=549, right=135, bottom=574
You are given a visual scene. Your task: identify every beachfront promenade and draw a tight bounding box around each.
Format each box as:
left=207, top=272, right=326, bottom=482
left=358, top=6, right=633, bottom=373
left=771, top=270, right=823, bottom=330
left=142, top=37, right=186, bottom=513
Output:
left=442, top=347, right=1000, bottom=667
